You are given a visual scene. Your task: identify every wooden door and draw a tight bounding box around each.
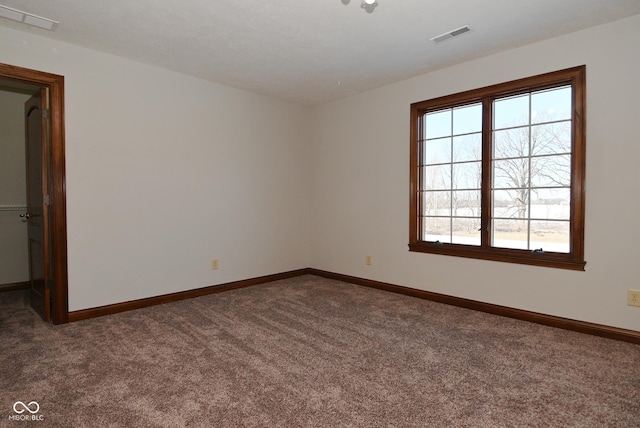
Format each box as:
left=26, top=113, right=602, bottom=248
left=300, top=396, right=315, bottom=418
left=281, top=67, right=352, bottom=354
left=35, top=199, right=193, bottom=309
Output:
left=25, top=89, right=50, bottom=321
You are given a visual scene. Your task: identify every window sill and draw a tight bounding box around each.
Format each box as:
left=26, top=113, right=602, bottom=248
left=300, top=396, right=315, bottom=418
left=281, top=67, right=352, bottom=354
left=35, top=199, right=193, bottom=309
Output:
left=408, top=242, right=586, bottom=271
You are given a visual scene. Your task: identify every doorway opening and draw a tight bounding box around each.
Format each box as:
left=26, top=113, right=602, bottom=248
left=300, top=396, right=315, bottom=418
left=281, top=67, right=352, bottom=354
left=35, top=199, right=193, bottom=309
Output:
left=0, top=63, right=68, bottom=324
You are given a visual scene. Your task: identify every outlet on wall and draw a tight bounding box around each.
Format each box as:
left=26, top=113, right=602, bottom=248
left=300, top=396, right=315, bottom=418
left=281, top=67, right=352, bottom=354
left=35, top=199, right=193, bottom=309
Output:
left=211, top=259, right=219, bottom=270
left=628, top=289, right=640, bottom=307
left=366, top=255, right=372, bottom=266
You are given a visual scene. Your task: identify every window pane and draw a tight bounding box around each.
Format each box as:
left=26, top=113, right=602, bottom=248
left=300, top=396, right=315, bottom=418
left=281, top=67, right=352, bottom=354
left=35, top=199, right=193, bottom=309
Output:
left=453, top=103, right=482, bottom=135
left=423, top=217, right=451, bottom=243
left=425, top=109, right=451, bottom=139
left=494, top=128, right=530, bottom=159
left=494, top=94, right=529, bottom=129
left=452, top=218, right=481, bottom=246
left=452, top=190, right=481, bottom=217
left=422, top=191, right=451, bottom=216
left=531, top=86, right=571, bottom=124
left=453, top=162, right=481, bottom=190
left=493, top=159, right=529, bottom=189
left=493, top=189, right=529, bottom=219
left=531, top=155, right=571, bottom=187
left=531, top=188, right=570, bottom=220
left=423, top=137, right=451, bottom=165
left=530, top=220, right=570, bottom=253
left=531, top=122, right=571, bottom=155
left=492, top=219, right=529, bottom=250
left=453, top=133, right=481, bottom=162
left=422, top=165, right=451, bottom=190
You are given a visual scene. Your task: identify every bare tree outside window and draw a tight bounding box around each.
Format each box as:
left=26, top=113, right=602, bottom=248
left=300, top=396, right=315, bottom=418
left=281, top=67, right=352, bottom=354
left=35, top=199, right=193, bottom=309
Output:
left=492, top=87, right=572, bottom=252
left=421, top=103, right=482, bottom=245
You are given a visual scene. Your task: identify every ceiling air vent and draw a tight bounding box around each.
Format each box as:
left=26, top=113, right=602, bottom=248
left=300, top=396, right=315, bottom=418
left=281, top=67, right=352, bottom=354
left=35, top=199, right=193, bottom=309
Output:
left=0, top=4, right=58, bottom=31
left=430, top=25, right=471, bottom=44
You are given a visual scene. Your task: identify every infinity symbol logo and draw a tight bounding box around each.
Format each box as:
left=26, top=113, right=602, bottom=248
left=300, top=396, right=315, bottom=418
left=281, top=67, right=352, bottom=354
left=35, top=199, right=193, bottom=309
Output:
left=13, top=401, right=40, bottom=414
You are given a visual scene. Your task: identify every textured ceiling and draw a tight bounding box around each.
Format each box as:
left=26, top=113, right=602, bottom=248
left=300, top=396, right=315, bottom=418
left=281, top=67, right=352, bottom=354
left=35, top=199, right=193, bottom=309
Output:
left=1, top=0, right=640, bottom=106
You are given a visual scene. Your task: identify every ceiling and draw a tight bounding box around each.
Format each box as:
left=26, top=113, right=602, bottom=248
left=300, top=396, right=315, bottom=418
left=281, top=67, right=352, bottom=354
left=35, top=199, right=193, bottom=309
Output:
left=1, top=0, right=639, bottom=106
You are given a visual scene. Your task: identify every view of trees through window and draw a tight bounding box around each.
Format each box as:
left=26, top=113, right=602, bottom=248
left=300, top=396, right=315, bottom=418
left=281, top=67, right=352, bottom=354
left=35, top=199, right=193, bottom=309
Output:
left=420, top=86, right=572, bottom=253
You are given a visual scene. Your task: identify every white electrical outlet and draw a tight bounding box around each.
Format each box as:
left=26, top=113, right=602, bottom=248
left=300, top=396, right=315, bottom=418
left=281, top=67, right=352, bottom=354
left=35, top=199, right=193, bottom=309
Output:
left=628, top=289, right=640, bottom=307
left=211, top=259, right=219, bottom=270
left=366, top=255, right=372, bottom=266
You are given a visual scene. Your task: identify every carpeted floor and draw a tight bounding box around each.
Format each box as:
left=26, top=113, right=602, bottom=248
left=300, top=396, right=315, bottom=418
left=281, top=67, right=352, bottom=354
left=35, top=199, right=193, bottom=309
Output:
left=1, top=275, right=639, bottom=427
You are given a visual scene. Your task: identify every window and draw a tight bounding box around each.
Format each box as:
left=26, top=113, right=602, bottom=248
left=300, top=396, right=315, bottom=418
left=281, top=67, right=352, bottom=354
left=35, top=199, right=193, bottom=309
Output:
left=409, top=66, right=586, bottom=270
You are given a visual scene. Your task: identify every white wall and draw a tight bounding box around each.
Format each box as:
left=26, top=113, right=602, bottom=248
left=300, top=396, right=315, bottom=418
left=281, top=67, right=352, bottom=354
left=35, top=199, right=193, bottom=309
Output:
left=0, top=90, right=30, bottom=284
left=0, top=26, right=311, bottom=311
left=310, top=14, right=640, bottom=332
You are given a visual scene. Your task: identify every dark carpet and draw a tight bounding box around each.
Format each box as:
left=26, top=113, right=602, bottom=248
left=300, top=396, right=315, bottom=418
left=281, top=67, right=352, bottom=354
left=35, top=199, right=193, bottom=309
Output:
left=1, top=275, right=639, bottom=427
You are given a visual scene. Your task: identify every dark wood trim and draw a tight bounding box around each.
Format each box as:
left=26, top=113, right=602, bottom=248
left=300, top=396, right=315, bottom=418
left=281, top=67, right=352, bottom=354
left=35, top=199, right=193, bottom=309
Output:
left=409, top=103, right=419, bottom=243
left=0, top=63, right=68, bottom=324
left=571, top=66, right=587, bottom=261
left=408, top=242, right=586, bottom=271
left=68, top=269, right=312, bottom=322
left=0, top=281, right=30, bottom=292
left=308, top=269, right=640, bottom=345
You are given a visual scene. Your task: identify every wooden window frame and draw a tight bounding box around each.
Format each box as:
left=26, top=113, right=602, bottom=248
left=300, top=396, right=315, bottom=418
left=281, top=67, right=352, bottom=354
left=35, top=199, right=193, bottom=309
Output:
left=409, top=66, right=586, bottom=271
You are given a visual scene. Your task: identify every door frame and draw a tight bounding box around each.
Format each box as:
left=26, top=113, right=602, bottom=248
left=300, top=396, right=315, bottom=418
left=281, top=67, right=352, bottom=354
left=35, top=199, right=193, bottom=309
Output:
left=0, top=62, right=68, bottom=324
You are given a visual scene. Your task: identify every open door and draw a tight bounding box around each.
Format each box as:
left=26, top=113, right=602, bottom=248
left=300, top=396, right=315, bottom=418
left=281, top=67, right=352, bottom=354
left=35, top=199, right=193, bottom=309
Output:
left=0, top=62, right=68, bottom=324
left=25, top=89, right=50, bottom=321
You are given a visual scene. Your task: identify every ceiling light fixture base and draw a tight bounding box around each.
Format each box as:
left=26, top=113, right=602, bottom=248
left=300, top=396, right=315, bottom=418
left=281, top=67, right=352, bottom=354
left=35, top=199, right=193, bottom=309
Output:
left=360, top=0, right=378, bottom=13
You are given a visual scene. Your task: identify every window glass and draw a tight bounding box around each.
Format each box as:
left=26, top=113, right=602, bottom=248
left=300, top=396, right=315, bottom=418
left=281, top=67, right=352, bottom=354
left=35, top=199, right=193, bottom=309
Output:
left=425, top=110, right=451, bottom=139
left=493, top=94, right=529, bottom=129
left=453, top=103, right=482, bottom=134
left=452, top=134, right=482, bottom=163
left=531, top=86, right=571, bottom=123
left=423, top=137, right=451, bottom=165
